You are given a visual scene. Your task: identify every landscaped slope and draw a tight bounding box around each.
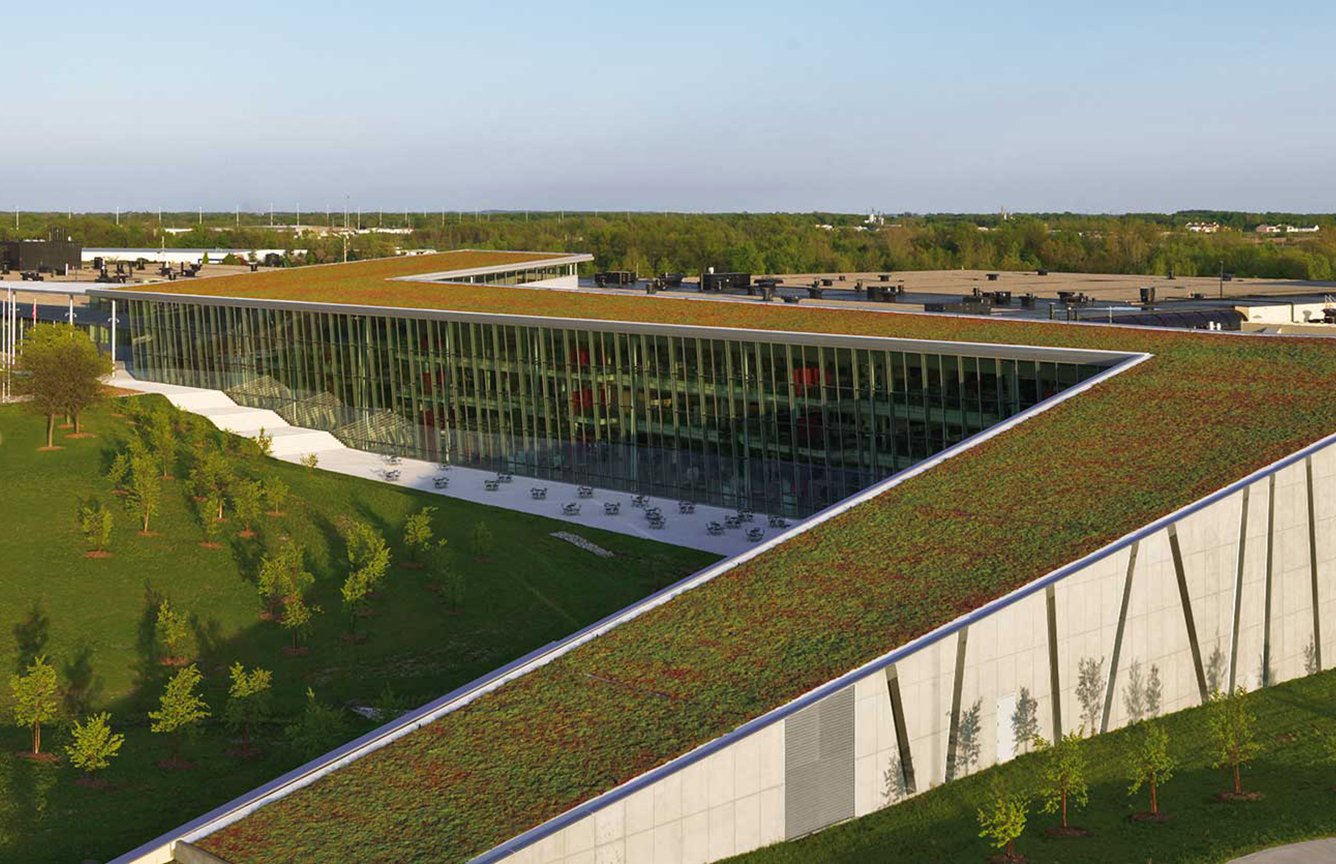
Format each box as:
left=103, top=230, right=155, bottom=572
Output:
left=0, top=399, right=714, bottom=864
left=196, top=279, right=1336, bottom=862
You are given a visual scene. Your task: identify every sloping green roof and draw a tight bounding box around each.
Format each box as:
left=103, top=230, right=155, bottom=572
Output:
left=147, top=256, right=1336, bottom=863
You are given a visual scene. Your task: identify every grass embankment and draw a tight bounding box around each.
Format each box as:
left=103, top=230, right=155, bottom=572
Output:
left=729, top=670, right=1336, bottom=864
left=0, top=397, right=716, bottom=863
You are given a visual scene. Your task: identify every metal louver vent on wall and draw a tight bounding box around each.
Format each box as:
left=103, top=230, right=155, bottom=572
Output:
left=784, top=686, right=855, bottom=839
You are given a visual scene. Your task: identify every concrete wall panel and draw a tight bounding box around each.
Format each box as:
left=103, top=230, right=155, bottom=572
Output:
left=493, top=439, right=1336, bottom=864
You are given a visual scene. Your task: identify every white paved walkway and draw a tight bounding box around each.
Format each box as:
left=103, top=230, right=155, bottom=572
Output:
left=110, top=372, right=792, bottom=557
left=1228, top=839, right=1336, bottom=863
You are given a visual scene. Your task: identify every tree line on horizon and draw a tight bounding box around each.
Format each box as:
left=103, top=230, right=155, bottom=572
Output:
left=5, top=210, right=1336, bottom=281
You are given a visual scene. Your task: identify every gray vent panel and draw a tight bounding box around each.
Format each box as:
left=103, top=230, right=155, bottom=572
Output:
left=784, top=686, right=855, bottom=839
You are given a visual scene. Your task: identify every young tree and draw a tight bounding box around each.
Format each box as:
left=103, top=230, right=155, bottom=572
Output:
left=79, top=500, right=114, bottom=555
left=200, top=496, right=224, bottom=547
left=341, top=569, right=371, bottom=637
left=263, top=476, right=290, bottom=516
left=149, top=664, right=210, bottom=761
left=471, top=520, right=494, bottom=561
left=106, top=451, right=131, bottom=492
left=254, top=428, right=273, bottom=457
left=65, top=712, right=125, bottom=782
left=1036, top=730, right=1089, bottom=831
left=440, top=564, right=466, bottom=612
left=257, top=541, right=312, bottom=619
left=280, top=593, right=318, bottom=651
left=154, top=598, right=192, bottom=664
left=341, top=519, right=391, bottom=590
left=300, top=453, right=319, bottom=471
left=1127, top=722, right=1175, bottom=816
left=286, top=688, right=347, bottom=759
left=224, top=663, right=273, bottom=752
left=1208, top=687, right=1261, bottom=797
left=191, top=450, right=234, bottom=520
left=146, top=409, right=177, bottom=479
left=15, top=324, right=112, bottom=447
left=9, top=655, right=59, bottom=755
left=232, top=479, right=264, bottom=536
left=1012, top=687, right=1039, bottom=754
left=403, top=506, right=436, bottom=564
left=128, top=450, right=161, bottom=533
left=977, top=782, right=1028, bottom=862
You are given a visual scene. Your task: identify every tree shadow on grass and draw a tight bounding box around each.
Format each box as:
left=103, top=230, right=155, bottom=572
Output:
left=61, top=642, right=103, bottom=719
left=132, top=583, right=165, bottom=692
left=190, top=613, right=226, bottom=663
left=12, top=599, right=50, bottom=673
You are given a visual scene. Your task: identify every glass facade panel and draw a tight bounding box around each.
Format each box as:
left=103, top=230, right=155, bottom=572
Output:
left=124, top=299, right=1109, bottom=516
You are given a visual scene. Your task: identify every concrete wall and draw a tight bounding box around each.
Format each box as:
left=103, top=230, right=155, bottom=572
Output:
left=493, top=439, right=1336, bottom=864
left=520, top=274, right=580, bottom=289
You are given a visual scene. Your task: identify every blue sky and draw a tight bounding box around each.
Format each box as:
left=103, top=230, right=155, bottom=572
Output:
left=5, top=1, right=1333, bottom=213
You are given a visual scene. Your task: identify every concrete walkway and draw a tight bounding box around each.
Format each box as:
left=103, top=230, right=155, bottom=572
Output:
left=110, top=372, right=791, bottom=557
left=1228, top=839, right=1336, bottom=863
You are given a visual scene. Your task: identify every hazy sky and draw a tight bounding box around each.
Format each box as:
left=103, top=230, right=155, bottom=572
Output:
left=6, top=1, right=1333, bottom=213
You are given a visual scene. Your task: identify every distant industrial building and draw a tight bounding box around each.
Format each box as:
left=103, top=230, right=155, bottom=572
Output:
left=0, top=239, right=82, bottom=273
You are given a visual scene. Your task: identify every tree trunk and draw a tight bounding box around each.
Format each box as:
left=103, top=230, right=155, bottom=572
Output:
left=217, top=498, right=225, bottom=520
left=1150, top=776, right=1158, bottom=815
left=1061, top=788, right=1068, bottom=828
left=46, top=414, right=55, bottom=448
left=1005, top=839, right=1015, bottom=859
left=1233, top=762, right=1242, bottom=795
left=73, top=410, right=81, bottom=435
left=33, top=721, right=40, bottom=755
left=142, top=509, right=150, bottom=533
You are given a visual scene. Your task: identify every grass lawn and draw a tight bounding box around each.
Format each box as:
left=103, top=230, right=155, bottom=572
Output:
left=0, top=396, right=717, bottom=863
left=727, top=670, right=1336, bottom=864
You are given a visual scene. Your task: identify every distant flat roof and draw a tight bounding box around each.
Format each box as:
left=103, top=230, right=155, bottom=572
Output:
left=94, top=249, right=589, bottom=308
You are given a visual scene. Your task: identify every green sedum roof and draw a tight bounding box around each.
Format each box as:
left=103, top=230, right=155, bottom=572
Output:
left=129, top=255, right=1336, bottom=863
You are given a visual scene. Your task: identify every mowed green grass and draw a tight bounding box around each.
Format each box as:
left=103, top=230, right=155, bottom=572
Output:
left=0, top=397, right=718, bottom=863
left=728, top=670, right=1336, bottom=864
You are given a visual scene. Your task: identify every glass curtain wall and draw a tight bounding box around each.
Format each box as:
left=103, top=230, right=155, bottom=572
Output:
left=126, top=299, right=1105, bottom=516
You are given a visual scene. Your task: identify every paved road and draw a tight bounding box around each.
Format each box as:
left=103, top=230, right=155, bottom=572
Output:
left=1229, top=839, right=1336, bottom=863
